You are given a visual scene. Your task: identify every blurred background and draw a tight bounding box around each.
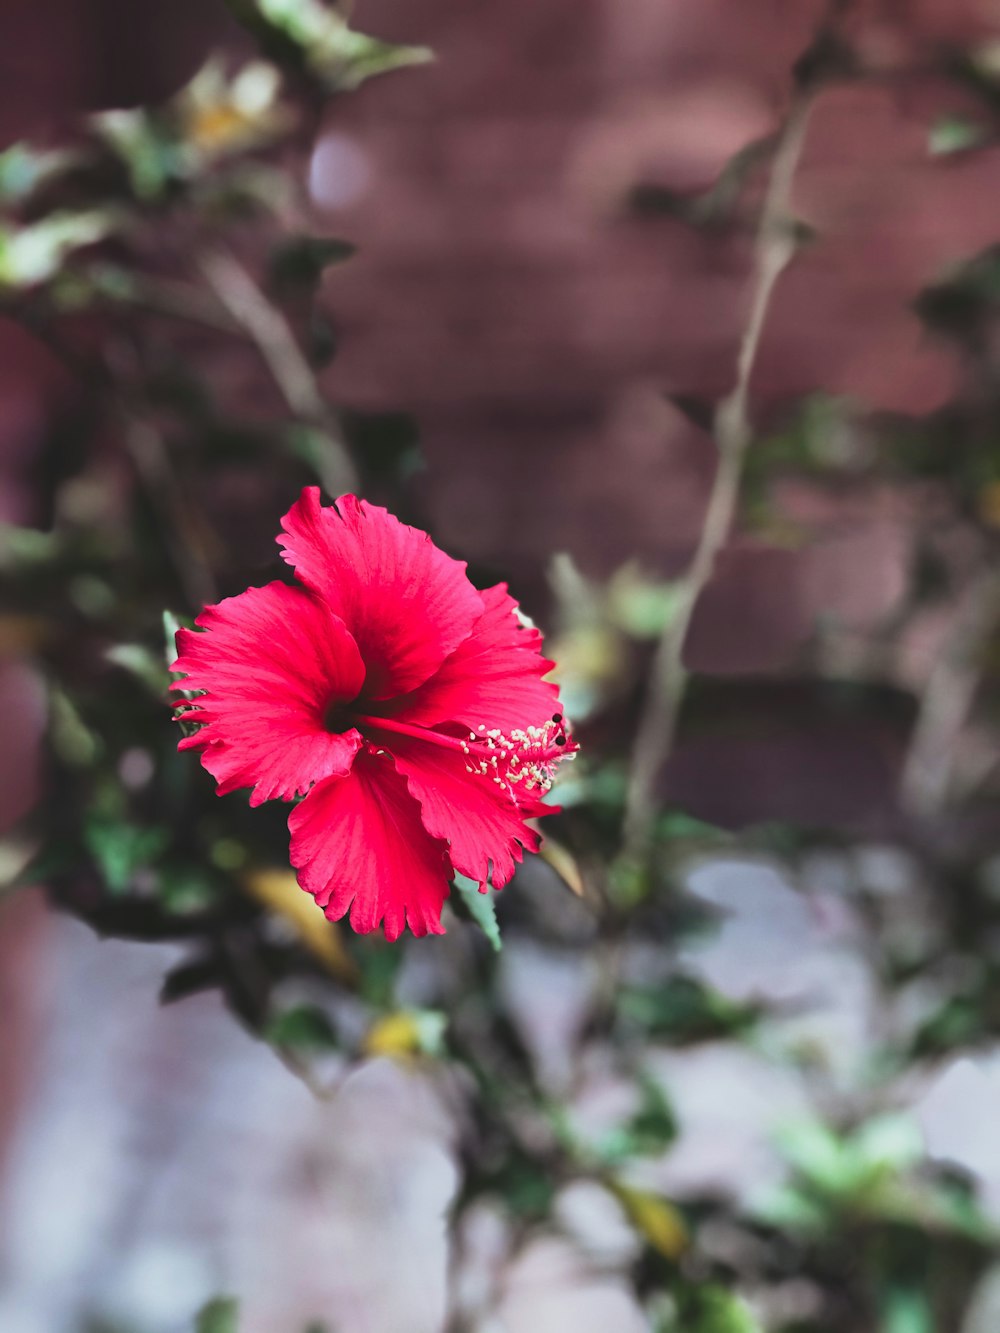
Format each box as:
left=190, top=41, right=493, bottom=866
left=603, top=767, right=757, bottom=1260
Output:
left=6, top=1, right=1000, bottom=1330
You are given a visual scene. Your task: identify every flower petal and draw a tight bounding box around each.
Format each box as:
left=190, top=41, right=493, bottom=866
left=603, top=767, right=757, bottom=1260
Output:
left=380, top=584, right=560, bottom=733
left=171, top=581, right=366, bottom=806
left=278, top=488, right=484, bottom=699
left=368, top=726, right=542, bottom=891
left=289, top=749, right=451, bottom=940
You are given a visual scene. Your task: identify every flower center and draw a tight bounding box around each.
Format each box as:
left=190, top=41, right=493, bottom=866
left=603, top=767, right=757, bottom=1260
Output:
left=354, top=712, right=576, bottom=802
left=459, top=716, right=575, bottom=798
left=323, top=699, right=358, bottom=734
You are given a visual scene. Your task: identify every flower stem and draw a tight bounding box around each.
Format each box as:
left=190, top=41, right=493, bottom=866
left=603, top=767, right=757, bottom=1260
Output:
left=621, top=93, right=814, bottom=868
left=899, top=565, right=1000, bottom=818
left=199, top=246, right=360, bottom=495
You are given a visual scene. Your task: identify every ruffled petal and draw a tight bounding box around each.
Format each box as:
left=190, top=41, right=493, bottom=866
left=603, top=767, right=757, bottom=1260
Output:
left=367, top=726, right=541, bottom=891
left=289, top=749, right=451, bottom=940
left=171, top=581, right=366, bottom=806
left=380, top=584, right=560, bottom=733
left=278, top=488, right=484, bottom=700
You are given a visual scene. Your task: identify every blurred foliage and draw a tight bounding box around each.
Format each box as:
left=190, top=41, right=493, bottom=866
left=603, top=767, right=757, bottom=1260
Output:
left=8, top=2, right=1000, bottom=1331
left=223, top=0, right=432, bottom=91
left=193, top=1299, right=239, bottom=1333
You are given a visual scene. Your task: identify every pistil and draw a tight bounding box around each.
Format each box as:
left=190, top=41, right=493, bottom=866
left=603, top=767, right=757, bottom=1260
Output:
left=356, top=712, right=576, bottom=800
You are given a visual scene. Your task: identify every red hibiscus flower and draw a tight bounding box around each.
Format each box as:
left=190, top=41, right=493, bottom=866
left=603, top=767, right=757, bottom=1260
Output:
left=170, top=488, right=576, bottom=941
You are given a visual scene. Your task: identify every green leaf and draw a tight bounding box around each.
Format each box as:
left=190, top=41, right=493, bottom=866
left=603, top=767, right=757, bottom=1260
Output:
left=357, top=942, right=403, bottom=1008
left=49, top=686, right=102, bottom=767
left=318, top=24, right=433, bottom=91
left=483, top=1152, right=556, bottom=1220
left=606, top=565, right=687, bottom=639
left=195, top=1297, right=239, bottom=1333
left=224, top=0, right=432, bottom=91
left=596, top=1073, right=677, bottom=1163
left=0, top=211, right=120, bottom=288
left=0, top=143, right=73, bottom=202
left=84, top=816, right=169, bottom=895
left=164, top=609, right=194, bottom=669
left=696, top=1289, right=762, bottom=1333
left=777, top=1113, right=922, bottom=1205
left=749, top=1181, right=829, bottom=1235
left=451, top=871, right=502, bottom=952
left=658, top=1285, right=763, bottom=1333
left=105, top=643, right=170, bottom=695
left=266, top=1003, right=339, bottom=1055
left=161, top=955, right=224, bottom=1005
left=625, top=1073, right=677, bottom=1153
left=777, top=1119, right=851, bottom=1195
left=882, top=1287, right=932, bottom=1333
left=93, top=109, right=185, bottom=198
left=0, top=523, right=60, bottom=569
left=269, top=235, right=355, bottom=293
left=929, top=115, right=986, bottom=157
left=618, top=976, right=755, bottom=1041
left=158, top=863, right=224, bottom=915
left=853, top=1112, right=923, bottom=1176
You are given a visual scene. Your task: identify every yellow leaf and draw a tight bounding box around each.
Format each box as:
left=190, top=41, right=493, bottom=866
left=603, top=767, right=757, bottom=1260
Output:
left=538, top=835, right=587, bottom=898
left=365, top=1011, right=421, bottom=1058
left=241, top=867, right=358, bottom=984
left=364, top=1009, right=446, bottom=1060
left=607, top=1180, right=689, bottom=1260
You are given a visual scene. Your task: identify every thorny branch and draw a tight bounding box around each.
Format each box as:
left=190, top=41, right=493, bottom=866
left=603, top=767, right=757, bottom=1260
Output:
left=621, top=94, right=814, bottom=866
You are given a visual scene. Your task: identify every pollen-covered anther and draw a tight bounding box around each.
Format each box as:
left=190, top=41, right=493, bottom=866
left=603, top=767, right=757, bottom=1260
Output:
left=463, top=716, right=577, bottom=799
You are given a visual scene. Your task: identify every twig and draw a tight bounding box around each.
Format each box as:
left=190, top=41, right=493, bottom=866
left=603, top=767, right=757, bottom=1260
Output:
left=102, top=335, right=221, bottom=612
left=199, top=247, right=360, bottom=495
left=3, top=309, right=221, bottom=613
left=121, top=413, right=220, bottom=611
left=621, top=95, right=813, bottom=865
left=115, top=271, right=243, bottom=334
left=899, top=566, right=1000, bottom=819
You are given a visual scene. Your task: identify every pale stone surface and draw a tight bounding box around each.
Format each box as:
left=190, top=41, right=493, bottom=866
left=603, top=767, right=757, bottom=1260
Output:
left=0, top=915, right=457, bottom=1333
left=490, top=1236, right=648, bottom=1333
left=0, top=915, right=651, bottom=1333
left=916, top=1052, right=1000, bottom=1223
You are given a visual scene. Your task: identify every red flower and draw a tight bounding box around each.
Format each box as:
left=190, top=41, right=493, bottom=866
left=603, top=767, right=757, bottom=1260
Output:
left=171, top=489, right=576, bottom=940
